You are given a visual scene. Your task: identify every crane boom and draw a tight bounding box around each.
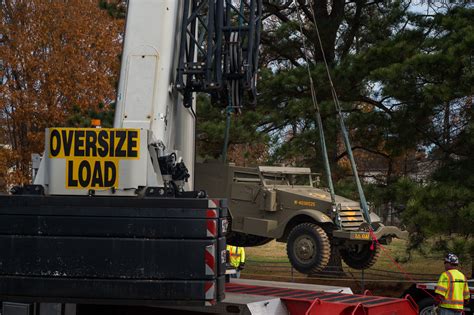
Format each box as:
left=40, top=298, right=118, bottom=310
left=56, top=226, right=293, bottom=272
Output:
left=114, top=0, right=195, bottom=190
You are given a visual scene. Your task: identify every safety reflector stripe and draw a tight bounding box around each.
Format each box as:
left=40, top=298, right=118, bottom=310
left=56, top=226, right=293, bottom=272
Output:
left=208, top=199, right=219, bottom=208
left=205, top=281, right=215, bottom=300
left=206, top=209, right=218, bottom=218
left=436, top=287, right=448, bottom=292
left=207, top=220, right=217, bottom=237
left=417, top=284, right=436, bottom=290
left=442, top=300, right=465, bottom=305
left=446, top=270, right=454, bottom=301
left=205, top=244, right=215, bottom=275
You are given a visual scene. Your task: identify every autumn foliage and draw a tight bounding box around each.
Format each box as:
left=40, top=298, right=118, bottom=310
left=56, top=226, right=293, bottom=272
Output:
left=0, top=0, right=123, bottom=187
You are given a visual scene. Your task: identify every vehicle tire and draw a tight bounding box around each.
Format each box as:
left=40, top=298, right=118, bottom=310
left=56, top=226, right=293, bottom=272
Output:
left=417, top=297, right=436, bottom=315
left=227, top=231, right=273, bottom=247
left=286, top=223, right=331, bottom=274
left=340, top=242, right=381, bottom=270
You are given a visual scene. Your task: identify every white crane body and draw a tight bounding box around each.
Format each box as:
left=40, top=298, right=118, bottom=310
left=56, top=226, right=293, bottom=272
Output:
left=114, top=0, right=195, bottom=189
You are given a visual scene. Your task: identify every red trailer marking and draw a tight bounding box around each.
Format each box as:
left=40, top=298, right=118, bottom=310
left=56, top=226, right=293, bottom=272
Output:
left=206, top=219, right=217, bottom=237
left=206, top=209, right=218, bottom=218
left=225, top=282, right=418, bottom=314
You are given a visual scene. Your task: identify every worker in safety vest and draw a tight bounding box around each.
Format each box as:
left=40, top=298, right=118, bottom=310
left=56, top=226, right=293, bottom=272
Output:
left=227, top=245, right=245, bottom=278
left=434, top=253, right=470, bottom=314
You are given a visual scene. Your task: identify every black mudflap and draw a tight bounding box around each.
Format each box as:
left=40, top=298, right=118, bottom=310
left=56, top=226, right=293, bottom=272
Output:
left=0, top=195, right=228, bottom=306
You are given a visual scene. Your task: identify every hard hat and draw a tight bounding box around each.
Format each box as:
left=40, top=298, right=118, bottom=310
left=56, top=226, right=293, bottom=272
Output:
left=444, top=253, right=459, bottom=265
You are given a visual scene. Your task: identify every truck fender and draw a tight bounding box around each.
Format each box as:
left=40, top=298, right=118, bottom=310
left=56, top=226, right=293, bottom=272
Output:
left=273, top=209, right=333, bottom=240
left=370, top=212, right=382, bottom=223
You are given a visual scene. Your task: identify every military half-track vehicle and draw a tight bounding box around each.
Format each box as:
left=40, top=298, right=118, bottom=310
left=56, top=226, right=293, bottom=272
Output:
left=195, top=162, right=408, bottom=275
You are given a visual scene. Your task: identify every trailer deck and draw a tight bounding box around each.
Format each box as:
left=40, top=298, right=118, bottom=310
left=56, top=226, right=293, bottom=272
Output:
left=1, top=277, right=418, bottom=315
left=226, top=279, right=418, bottom=314
left=157, top=278, right=418, bottom=315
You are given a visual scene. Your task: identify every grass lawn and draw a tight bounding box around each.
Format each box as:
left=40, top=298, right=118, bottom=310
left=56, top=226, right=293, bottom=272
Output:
left=241, top=239, right=472, bottom=296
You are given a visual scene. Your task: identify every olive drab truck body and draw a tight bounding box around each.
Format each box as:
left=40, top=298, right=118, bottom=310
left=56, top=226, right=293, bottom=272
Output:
left=196, top=162, right=408, bottom=274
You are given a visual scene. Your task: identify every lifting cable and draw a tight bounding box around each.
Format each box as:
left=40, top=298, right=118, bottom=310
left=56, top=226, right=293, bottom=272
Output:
left=222, top=0, right=245, bottom=162
left=293, top=1, right=339, bottom=227
left=300, top=1, right=372, bottom=225
left=295, top=0, right=438, bottom=300
left=301, top=0, right=370, bottom=231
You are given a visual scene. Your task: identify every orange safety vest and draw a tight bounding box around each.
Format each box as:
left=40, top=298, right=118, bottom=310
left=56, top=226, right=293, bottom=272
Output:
left=227, top=245, right=245, bottom=269
left=435, top=269, right=470, bottom=310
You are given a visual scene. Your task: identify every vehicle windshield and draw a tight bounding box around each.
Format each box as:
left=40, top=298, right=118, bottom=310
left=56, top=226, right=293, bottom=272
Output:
left=261, top=172, right=313, bottom=187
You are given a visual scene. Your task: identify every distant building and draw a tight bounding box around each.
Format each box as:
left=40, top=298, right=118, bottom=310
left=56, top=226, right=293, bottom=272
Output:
left=339, top=148, right=436, bottom=185
left=334, top=103, right=437, bottom=184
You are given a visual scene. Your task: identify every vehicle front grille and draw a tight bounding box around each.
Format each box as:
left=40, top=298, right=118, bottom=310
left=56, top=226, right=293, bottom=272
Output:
left=338, top=206, right=365, bottom=230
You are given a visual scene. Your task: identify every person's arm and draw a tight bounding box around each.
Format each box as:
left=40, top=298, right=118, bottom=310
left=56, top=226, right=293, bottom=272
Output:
left=238, top=248, right=246, bottom=270
left=434, top=273, right=448, bottom=305
left=463, top=279, right=470, bottom=305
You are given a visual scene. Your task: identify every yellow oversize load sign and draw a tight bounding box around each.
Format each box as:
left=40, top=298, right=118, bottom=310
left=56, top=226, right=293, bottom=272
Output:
left=49, top=128, right=140, bottom=189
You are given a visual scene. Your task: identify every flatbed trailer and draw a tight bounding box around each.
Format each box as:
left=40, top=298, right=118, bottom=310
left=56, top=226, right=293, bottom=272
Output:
left=2, top=278, right=418, bottom=315
left=219, top=279, right=417, bottom=315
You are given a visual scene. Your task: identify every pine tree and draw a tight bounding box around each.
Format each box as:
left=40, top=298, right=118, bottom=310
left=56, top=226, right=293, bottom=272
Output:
left=204, top=1, right=474, bottom=262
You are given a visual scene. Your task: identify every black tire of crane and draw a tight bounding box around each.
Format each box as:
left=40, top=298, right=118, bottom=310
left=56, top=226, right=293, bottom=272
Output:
left=417, top=297, right=436, bottom=315
left=286, top=223, right=331, bottom=274
left=339, top=241, right=381, bottom=270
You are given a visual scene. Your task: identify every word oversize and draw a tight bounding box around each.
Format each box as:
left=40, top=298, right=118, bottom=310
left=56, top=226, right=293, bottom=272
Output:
left=49, top=128, right=140, bottom=189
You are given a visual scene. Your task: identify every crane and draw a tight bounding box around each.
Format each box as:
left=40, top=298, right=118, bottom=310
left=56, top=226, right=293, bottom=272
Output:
left=0, top=0, right=262, bottom=309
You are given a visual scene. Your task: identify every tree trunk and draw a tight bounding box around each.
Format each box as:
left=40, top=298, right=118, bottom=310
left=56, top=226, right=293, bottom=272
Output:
left=311, top=0, right=345, bottom=63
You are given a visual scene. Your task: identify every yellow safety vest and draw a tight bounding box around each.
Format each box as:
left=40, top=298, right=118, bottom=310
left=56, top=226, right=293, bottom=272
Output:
left=227, top=245, right=245, bottom=269
left=435, top=269, right=470, bottom=310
